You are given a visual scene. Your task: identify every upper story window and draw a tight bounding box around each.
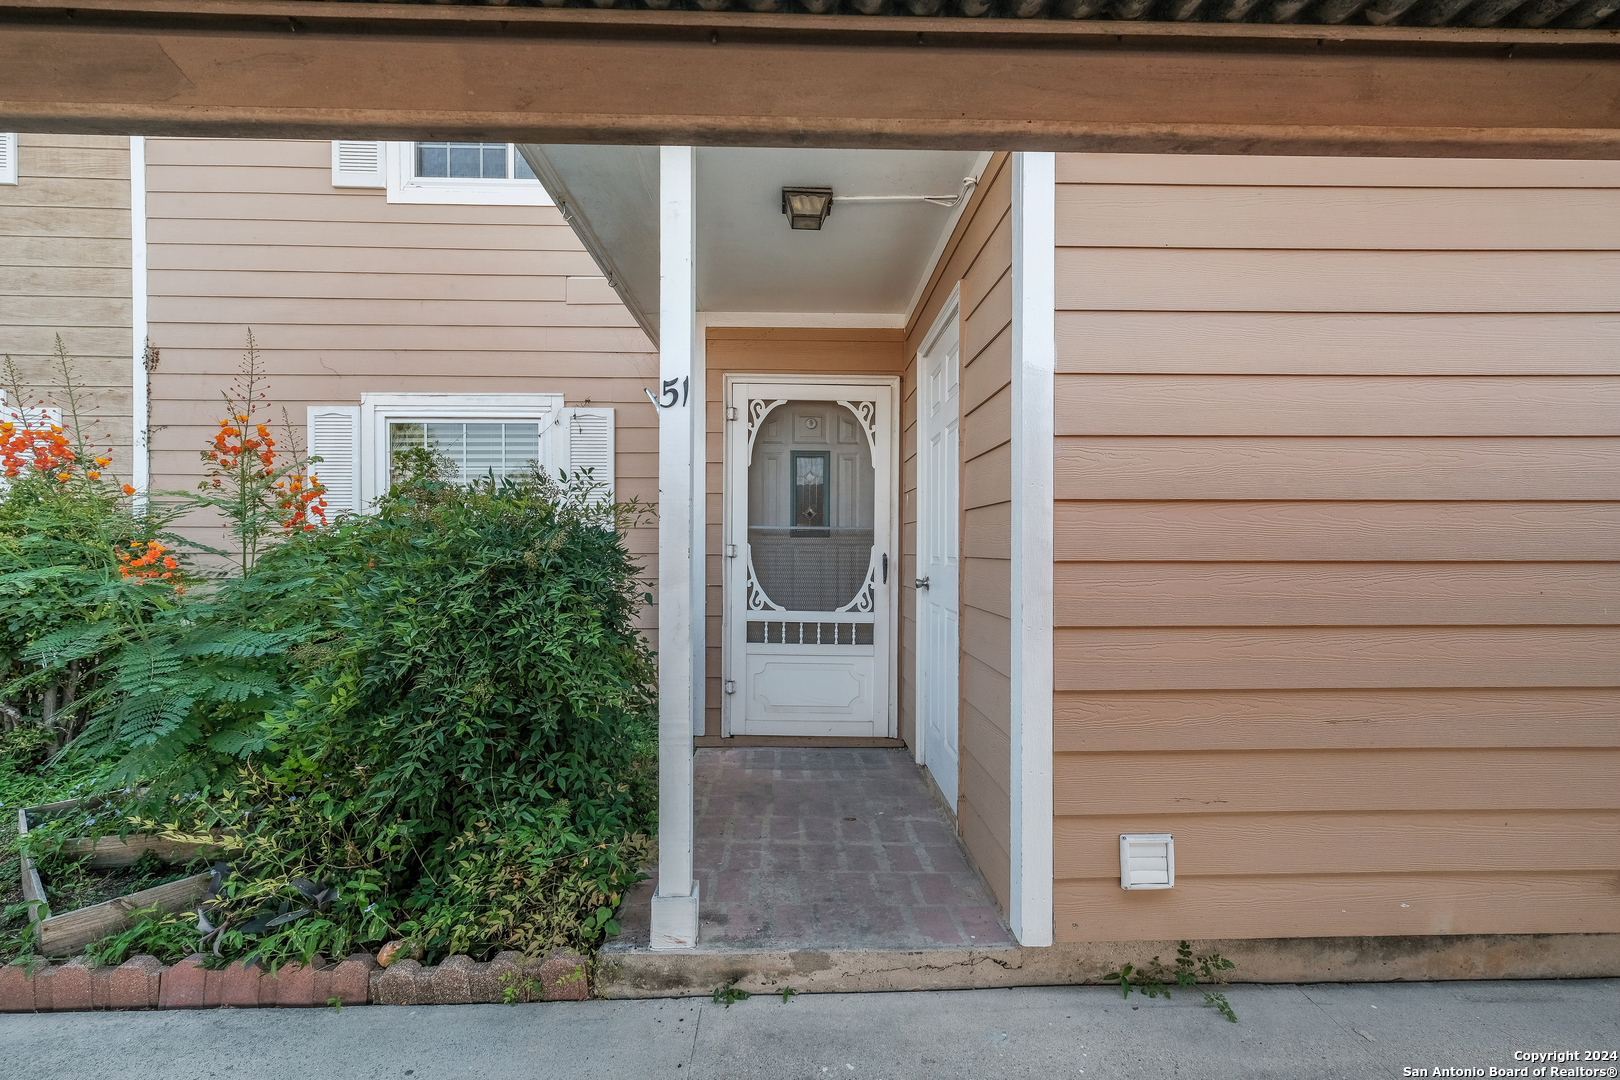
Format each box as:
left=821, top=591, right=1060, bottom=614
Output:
left=330, top=141, right=552, bottom=207
left=414, top=142, right=539, bottom=183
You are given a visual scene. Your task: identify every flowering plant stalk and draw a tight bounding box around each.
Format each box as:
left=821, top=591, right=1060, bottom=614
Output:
left=187, top=330, right=327, bottom=577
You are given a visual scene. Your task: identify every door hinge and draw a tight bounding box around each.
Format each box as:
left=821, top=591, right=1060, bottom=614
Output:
left=726, top=406, right=738, bottom=421
left=723, top=679, right=736, bottom=695
left=725, top=544, right=738, bottom=558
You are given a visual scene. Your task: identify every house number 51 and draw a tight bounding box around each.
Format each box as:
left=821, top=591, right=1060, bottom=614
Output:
left=660, top=377, right=689, bottom=408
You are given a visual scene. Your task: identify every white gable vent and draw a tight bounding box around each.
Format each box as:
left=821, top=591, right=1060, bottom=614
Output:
left=0, top=133, right=17, bottom=186
left=331, top=141, right=385, bottom=188
left=1120, top=834, right=1175, bottom=891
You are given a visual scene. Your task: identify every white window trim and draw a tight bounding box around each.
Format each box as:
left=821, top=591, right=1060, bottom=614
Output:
left=0, top=133, right=17, bottom=186
left=358, top=393, right=565, bottom=507
left=383, top=142, right=553, bottom=207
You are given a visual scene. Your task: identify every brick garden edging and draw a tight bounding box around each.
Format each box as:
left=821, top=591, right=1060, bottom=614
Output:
left=0, top=948, right=590, bottom=1012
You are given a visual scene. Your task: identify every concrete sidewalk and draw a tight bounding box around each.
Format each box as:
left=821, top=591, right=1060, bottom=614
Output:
left=2, top=980, right=1615, bottom=1080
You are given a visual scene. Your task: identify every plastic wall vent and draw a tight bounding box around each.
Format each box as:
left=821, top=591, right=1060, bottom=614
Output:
left=1119, top=834, right=1174, bottom=890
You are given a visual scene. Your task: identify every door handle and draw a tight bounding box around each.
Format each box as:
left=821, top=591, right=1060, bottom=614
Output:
left=915, top=576, right=930, bottom=590
left=882, top=553, right=888, bottom=584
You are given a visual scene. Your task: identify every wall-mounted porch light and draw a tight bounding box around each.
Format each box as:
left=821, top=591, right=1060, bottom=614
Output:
left=782, top=187, right=834, bottom=230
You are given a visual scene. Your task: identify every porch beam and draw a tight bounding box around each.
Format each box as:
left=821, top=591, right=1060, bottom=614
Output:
left=650, top=145, right=700, bottom=952
left=1, top=2, right=1618, bottom=158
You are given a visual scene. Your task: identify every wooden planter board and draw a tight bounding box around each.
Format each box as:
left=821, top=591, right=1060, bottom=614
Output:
left=18, top=799, right=218, bottom=957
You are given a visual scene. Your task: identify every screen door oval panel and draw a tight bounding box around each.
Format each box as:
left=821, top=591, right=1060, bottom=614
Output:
left=726, top=382, right=895, bottom=737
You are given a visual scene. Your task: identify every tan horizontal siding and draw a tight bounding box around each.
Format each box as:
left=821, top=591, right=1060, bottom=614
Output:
left=1055, top=749, right=1617, bottom=815
left=1057, top=874, right=1618, bottom=941
left=1056, top=154, right=1620, bottom=189
left=1054, top=688, right=1620, bottom=753
left=1054, top=501, right=1620, bottom=562
left=1058, top=249, right=1620, bottom=313
left=148, top=323, right=650, bottom=353
left=1052, top=153, right=1620, bottom=943
left=151, top=244, right=603, bottom=277
left=1056, top=376, right=1620, bottom=436
left=0, top=134, right=133, bottom=466
left=1054, top=438, right=1620, bottom=501
left=1053, top=626, right=1620, bottom=691
left=147, top=218, right=581, bottom=252
left=1, top=207, right=131, bottom=240
left=154, top=297, right=638, bottom=329
left=1057, top=185, right=1620, bottom=251
left=149, top=270, right=571, bottom=303
left=144, top=138, right=657, bottom=622
left=1056, top=312, right=1620, bottom=375
left=1055, top=812, right=1620, bottom=878
left=903, top=154, right=1014, bottom=911
left=1054, top=563, right=1620, bottom=627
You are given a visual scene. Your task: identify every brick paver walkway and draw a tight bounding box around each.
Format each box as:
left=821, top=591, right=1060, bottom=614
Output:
left=692, top=747, right=1014, bottom=949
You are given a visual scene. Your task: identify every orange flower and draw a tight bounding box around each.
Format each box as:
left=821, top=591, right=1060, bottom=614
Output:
left=162, top=556, right=178, bottom=569
left=123, top=484, right=136, bottom=495
left=93, top=457, right=111, bottom=468
left=56, top=471, right=70, bottom=482
left=86, top=471, right=100, bottom=480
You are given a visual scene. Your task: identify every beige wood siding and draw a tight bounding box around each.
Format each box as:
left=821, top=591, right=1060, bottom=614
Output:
left=904, top=154, right=1014, bottom=910
left=1052, top=153, right=1620, bottom=941
left=144, top=139, right=658, bottom=623
left=702, top=327, right=908, bottom=739
left=0, top=135, right=133, bottom=468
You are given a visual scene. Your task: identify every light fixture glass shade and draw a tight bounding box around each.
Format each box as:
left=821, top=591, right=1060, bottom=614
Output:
left=782, top=187, right=834, bottom=230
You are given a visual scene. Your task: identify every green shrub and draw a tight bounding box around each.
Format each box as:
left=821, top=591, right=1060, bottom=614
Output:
left=6, top=335, right=657, bottom=969
left=0, top=345, right=185, bottom=757
left=161, top=461, right=656, bottom=967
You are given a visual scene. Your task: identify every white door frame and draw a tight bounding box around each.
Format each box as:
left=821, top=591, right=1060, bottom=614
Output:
left=720, top=372, right=901, bottom=739
left=913, top=284, right=962, bottom=805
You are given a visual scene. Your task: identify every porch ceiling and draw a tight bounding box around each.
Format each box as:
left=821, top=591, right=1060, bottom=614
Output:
left=521, top=145, right=986, bottom=339
left=697, top=148, right=985, bottom=319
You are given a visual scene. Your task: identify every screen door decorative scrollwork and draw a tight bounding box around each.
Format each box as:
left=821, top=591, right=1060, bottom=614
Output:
left=723, top=378, right=897, bottom=737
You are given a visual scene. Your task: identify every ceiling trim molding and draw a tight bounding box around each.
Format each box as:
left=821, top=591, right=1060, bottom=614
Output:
left=700, top=311, right=908, bottom=329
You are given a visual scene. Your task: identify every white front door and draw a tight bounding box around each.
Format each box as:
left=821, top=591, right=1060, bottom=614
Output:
left=724, top=378, right=897, bottom=737
left=916, top=300, right=961, bottom=809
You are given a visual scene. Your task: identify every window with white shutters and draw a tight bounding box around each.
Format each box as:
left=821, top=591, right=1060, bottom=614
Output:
left=0, top=134, right=17, bottom=186
left=316, top=395, right=614, bottom=512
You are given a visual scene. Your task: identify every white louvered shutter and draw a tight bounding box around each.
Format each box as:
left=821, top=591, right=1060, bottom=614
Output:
left=560, top=407, right=615, bottom=504
left=307, top=406, right=362, bottom=514
left=0, top=134, right=17, bottom=185
left=330, top=141, right=385, bottom=188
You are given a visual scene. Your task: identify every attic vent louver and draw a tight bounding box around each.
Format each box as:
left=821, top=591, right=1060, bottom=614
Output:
left=1119, top=834, right=1174, bottom=890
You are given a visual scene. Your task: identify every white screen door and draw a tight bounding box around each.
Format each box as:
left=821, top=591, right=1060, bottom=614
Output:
left=724, top=379, right=896, bottom=737
left=916, top=300, right=961, bottom=809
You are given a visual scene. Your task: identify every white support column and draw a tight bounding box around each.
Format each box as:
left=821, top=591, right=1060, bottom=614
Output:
left=650, top=145, right=701, bottom=950
left=1008, top=151, right=1056, bottom=948
left=130, top=136, right=150, bottom=499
